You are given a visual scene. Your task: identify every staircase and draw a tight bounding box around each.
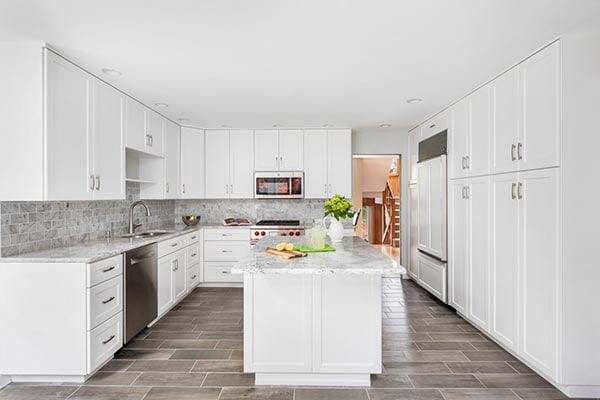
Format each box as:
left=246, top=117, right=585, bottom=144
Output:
left=382, top=176, right=401, bottom=250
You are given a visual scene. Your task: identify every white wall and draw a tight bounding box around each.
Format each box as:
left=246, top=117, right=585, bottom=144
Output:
left=352, top=128, right=409, bottom=265
left=358, top=157, right=394, bottom=193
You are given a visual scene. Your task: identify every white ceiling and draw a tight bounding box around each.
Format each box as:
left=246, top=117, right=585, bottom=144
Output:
left=1, top=0, right=599, bottom=131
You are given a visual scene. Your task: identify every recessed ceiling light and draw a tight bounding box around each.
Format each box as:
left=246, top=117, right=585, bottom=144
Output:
left=154, top=103, right=168, bottom=108
left=407, top=98, right=423, bottom=104
left=101, top=68, right=122, bottom=76
left=178, top=118, right=190, bottom=123
left=379, top=123, right=392, bottom=128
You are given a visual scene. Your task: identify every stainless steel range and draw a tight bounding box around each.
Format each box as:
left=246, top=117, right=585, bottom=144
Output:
left=250, top=220, right=305, bottom=246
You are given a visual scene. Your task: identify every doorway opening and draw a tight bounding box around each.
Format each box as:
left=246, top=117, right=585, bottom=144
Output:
left=352, top=154, right=401, bottom=263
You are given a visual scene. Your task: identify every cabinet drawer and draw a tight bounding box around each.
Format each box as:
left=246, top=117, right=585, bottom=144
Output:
left=158, top=235, right=189, bottom=257
left=88, top=276, right=123, bottom=330
left=421, top=112, right=449, bottom=140
left=204, top=229, right=249, bottom=241
left=204, top=262, right=243, bottom=283
left=87, top=255, right=123, bottom=287
left=184, top=230, right=201, bottom=243
left=187, top=263, right=200, bottom=292
left=187, top=243, right=201, bottom=265
left=87, top=312, right=123, bottom=373
left=417, top=253, right=447, bottom=302
left=204, top=241, right=250, bottom=261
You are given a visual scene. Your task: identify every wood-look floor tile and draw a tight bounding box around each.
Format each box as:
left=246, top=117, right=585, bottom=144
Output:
left=402, top=350, right=470, bottom=362
left=507, top=361, right=535, bottom=374
left=416, top=342, right=477, bottom=351
left=511, top=388, right=570, bottom=399
left=68, top=386, right=150, bottom=400
left=428, top=333, right=488, bottom=342
left=0, top=385, right=78, bottom=400
left=383, top=362, right=452, bottom=374
left=367, top=388, right=444, bottom=400
left=230, top=350, right=244, bottom=360
left=143, top=387, right=221, bottom=400
left=127, top=360, right=196, bottom=372
left=445, top=362, right=518, bottom=374
left=220, top=388, right=293, bottom=400
left=370, top=374, right=413, bottom=388
left=440, top=388, right=519, bottom=399
left=469, top=341, right=502, bottom=351
left=191, top=360, right=244, bottom=372
left=84, top=372, right=141, bottom=386
left=145, top=331, right=200, bottom=340
left=201, top=373, right=255, bottom=387
left=159, top=340, right=218, bottom=349
left=408, top=374, right=484, bottom=389
left=99, top=359, right=134, bottom=372
left=215, top=340, right=243, bottom=350
left=462, top=351, right=518, bottom=362
left=295, top=388, right=369, bottom=400
left=170, top=349, right=232, bottom=360
left=115, top=349, right=175, bottom=360
left=132, top=372, right=207, bottom=387
left=123, top=339, right=164, bottom=350
left=476, top=374, right=553, bottom=388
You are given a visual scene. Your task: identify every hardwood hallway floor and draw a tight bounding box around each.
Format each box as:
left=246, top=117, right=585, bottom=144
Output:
left=0, top=276, right=577, bottom=400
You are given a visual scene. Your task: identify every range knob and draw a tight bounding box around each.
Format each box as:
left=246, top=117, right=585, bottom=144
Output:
left=295, top=231, right=301, bottom=236
left=260, top=231, right=266, bottom=236
left=254, top=231, right=260, bottom=236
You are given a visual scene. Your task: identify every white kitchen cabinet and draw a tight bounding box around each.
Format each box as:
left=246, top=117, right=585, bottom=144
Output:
left=93, top=80, right=125, bottom=200
left=229, top=130, right=255, bottom=198
left=417, top=252, right=447, bottom=302
left=125, top=98, right=164, bottom=157
left=157, top=255, right=175, bottom=316
left=327, top=129, right=352, bottom=198
left=45, top=50, right=93, bottom=200
left=205, top=130, right=254, bottom=199
left=448, top=179, right=468, bottom=314
left=173, top=250, right=187, bottom=302
left=421, top=112, right=449, bottom=140
left=490, top=172, right=520, bottom=352
left=490, top=67, right=519, bottom=174
left=519, top=42, right=560, bottom=172
left=145, top=110, right=164, bottom=156
left=519, top=168, right=559, bottom=379
left=203, top=228, right=249, bottom=283
left=449, top=99, right=469, bottom=180
left=408, top=130, right=419, bottom=184
left=254, top=130, right=279, bottom=171
left=163, top=120, right=180, bottom=199
left=407, top=183, right=418, bottom=279
left=180, top=127, right=205, bottom=198
left=416, top=156, right=446, bottom=260
left=279, top=129, right=304, bottom=170
left=468, top=87, right=490, bottom=177
left=304, top=129, right=352, bottom=199
left=255, top=129, right=303, bottom=171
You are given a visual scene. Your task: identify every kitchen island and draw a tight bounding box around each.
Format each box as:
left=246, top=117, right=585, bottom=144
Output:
left=232, top=236, right=402, bottom=386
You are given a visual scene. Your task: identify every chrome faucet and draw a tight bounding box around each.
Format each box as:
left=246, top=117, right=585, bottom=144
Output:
left=128, top=201, right=151, bottom=234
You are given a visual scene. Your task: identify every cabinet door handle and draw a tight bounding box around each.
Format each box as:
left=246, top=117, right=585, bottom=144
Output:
left=465, top=156, right=470, bottom=169
left=102, top=296, right=116, bottom=305
left=190, top=236, right=197, bottom=240
left=166, top=183, right=169, bottom=193
left=429, top=123, right=436, bottom=129
left=102, top=335, right=116, bottom=345
left=518, top=182, right=523, bottom=199
left=102, top=266, right=116, bottom=273
left=328, top=184, right=332, bottom=193
left=191, top=275, right=197, bottom=279
left=461, top=186, right=466, bottom=199
left=324, top=184, right=328, bottom=195
left=191, top=253, right=197, bottom=257
left=466, top=186, right=470, bottom=199
left=511, top=144, right=517, bottom=161
left=517, top=142, right=523, bottom=160
left=96, top=175, right=100, bottom=191
left=90, top=175, right=95, bottom=191
left=461, top=157, right=466, bottom=170
left=171, top=243, right=178, bottom=248
left=511, top=182, right=517, bottom=200
left=182, top=183, right=186, bottom=194
left=145, top=134, right=150, bottom=146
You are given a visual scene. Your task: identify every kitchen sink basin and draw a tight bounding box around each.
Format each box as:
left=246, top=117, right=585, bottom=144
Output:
left=121, top=230, right=174, bottom=239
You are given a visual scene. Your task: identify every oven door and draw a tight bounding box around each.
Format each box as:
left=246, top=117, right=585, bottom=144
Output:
left=254, top=172, right=304, bottom=199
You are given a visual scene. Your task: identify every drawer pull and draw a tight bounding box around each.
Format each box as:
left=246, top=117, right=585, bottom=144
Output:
left=171, top=243, right=178, bottom=248
left=102, top=335, right=116, bottom=345
left=102, top=296, right=116, bottom=305
left=102, top=266, right=116, bottom=273
left=191, top=253, right=197, bottom=257
left=221, top=250, right=233, bottom=253
left=222, top=233, right=233, bottom=236
left=191, top=275, right=197, bottom=279
left=191, top=236, right=197, bottom=240
left=221, top=270, right=231, bottom=274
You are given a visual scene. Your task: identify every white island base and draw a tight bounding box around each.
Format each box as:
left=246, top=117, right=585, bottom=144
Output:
left=243, top=273, right=382, bottom=387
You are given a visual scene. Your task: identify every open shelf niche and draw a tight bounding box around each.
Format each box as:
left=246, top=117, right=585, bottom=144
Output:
left=125, top=148, right=165, bottom=199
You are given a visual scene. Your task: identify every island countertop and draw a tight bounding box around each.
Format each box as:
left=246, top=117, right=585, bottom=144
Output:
left=232, top=236, right=404, bottom=275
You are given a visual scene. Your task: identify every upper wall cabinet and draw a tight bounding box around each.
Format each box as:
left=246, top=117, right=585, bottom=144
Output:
left=164, top=120, right=180, bottom=199
left=205, top=130, right=254, bottom=199
left=255, top=130, right=304, bottom=171
left=45, top=50, right=125, bottom=201
left=304, top=129, right=352, bottom=199
left=421, top=112, right=449, bottom=141
left=180, top=127, right=205, bottom=199
left=125, top=98, right=164, bottom=157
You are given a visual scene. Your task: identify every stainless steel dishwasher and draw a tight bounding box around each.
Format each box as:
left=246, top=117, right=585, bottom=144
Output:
left=124, top=243, right=158, bottom=343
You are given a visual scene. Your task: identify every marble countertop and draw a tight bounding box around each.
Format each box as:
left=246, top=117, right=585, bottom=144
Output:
left=0, top=224, right=208, bottom=264
left=232, top=236, right=404, bottom=275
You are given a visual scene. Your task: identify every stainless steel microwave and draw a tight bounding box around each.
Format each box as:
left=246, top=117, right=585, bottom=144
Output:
left=254, top=172, right=304, bottom=199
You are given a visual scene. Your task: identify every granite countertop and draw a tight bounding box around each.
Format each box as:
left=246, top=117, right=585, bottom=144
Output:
left=232, top=236, right=404, bottom=275
left=0, top=223, right=247, bottom=264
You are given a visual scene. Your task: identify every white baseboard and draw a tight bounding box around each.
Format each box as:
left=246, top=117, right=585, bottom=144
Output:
left=255, top=373, right=371, bottom=387
left=7, top=375, right=85, bottom=384
left=559, top=384, right=600, bottom=398
left=0, top=375, right=10, bottom=389
left=198, top=282, right=243, bottom=288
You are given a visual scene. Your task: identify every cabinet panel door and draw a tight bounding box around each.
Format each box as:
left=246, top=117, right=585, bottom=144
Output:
left=229, top=130, right=254, bottom=198
left=173, top=250, right=187, bottom=302
left=327, top=129, right=352, bottom=198
left=125, top=98, right=146, bottom=152
left=449, top=99, right=469, bottom=179
left=416, top=157, right=445, bottom=260
left=204, top=130, right=230, bottom=198
left=519, top=42, right=560, bottom=171
left=519, top=168, right=559, bottom=379
left=448, top=179, right=468, bottom=314
left=468, top=87, right=490, bottom=177
left=468, top=176, right=490, bottom=331
left=145, top=110, right=164, bottom=156
left=491, top=68, right=519, bottom=174
left=408, top=131, right=419, bottom=183
left=45, top=51, right=93, bottom=200
left=279, top=129, right=304, bottom=170
left=93, top=80, right=125, bottom=200
left=180, top=128, right=205, bottom=198
left=408, top=184, right=419, bottom=279
left=254, top=130, right=279, bottom=171
left=490, top=172, right=519, bottom=351
left=157, top=256, right=175, bottom=316
left=164, top=121, right=180, bottom=199
left=304, top=130, right=328, bottom=198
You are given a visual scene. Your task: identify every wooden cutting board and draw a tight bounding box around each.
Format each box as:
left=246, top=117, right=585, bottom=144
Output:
left=265, top=247, right=308, bottom=259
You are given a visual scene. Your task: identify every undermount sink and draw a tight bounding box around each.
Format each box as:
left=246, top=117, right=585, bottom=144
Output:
left=121, top=230, right=174, bottom=239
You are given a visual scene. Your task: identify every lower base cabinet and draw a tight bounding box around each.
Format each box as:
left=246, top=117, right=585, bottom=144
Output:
left=203, top=228, right=249, bottom=283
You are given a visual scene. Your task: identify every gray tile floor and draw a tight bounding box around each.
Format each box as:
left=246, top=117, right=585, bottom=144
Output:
left=0, top=276, right=585, bottom=400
